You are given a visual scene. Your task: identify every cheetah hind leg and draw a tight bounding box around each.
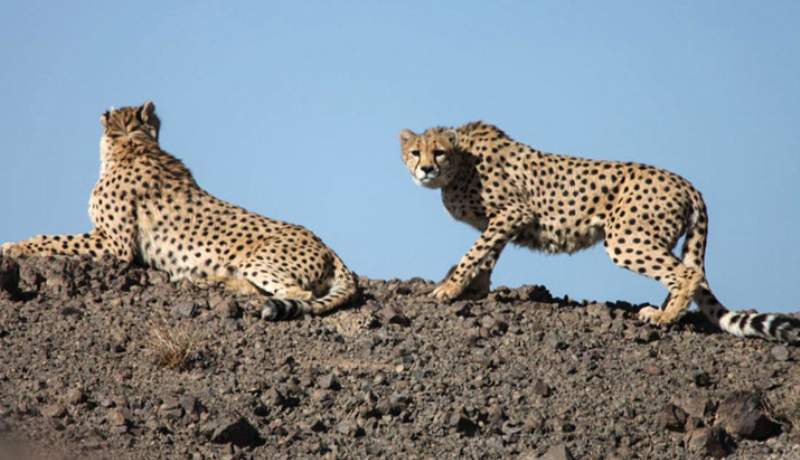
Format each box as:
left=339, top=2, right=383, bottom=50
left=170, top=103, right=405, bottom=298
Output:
left=637, top=264, right=704, bottom=326
left=604, top=238, right=702, bottom=326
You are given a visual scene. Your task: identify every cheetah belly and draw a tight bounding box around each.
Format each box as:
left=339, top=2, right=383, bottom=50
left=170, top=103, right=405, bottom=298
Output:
left=514, top=218, right=605, bottom=254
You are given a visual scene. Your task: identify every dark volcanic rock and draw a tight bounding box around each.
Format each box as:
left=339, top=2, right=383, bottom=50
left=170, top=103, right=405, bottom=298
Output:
left=203, top=416, right=263, bottom=447
left=655, top=404, right=687, bottom=432
left=537, top=444, right=575, bottom=460
left=716, top=392, right=780, bottom=440
left=0, top=257, right=798, bottom=459
left=685, top=426, right=733, bottom=458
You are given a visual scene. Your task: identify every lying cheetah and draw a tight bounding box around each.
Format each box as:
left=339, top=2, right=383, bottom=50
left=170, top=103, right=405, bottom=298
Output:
left=400, top=121, right=799, bottom=342
left=1, top=102, right=357, bottom=319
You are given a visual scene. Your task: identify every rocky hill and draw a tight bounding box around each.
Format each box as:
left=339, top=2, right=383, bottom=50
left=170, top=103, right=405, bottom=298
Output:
left=0, top=256, right=798, bottom=459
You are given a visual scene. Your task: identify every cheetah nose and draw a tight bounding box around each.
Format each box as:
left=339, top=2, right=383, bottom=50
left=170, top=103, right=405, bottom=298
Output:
left=420, top=166, right=435, bottom=174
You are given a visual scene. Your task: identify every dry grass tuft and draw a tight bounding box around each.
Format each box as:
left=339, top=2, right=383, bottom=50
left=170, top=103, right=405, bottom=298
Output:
left=147, top=321, right=198, bottom=370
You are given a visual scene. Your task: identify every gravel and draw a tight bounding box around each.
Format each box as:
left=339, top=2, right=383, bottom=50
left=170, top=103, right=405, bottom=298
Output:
left=0, top=255, right=799, bottom=459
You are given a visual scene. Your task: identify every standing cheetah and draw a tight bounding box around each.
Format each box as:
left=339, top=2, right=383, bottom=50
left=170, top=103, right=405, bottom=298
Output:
left=399, top=121, right=799, bottom=342
left=1, top=102, right=357, bottom=320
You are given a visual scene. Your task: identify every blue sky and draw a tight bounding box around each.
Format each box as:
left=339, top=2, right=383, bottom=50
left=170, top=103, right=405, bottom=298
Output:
left=1, top=1, right=798, bottom=312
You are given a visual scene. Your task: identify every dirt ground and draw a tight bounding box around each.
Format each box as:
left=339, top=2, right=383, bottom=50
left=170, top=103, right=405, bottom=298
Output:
left=0, top=255, right=798, bottom=459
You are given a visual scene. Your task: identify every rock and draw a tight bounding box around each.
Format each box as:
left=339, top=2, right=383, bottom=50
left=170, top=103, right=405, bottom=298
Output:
left=159, top=397, right=184, bottom=419
left=691, top=370, right=712, bottom=387
left=450, top=413, right=479, bottom=437
left=211, top=295, right=241, bottom=319
left=716, top=392, right=780, bottom=440
left=685, top=417, right=704, bottom=432
left=179, top=395, right=199, bottom=415
left=643, top=365, right=662, bottom=376
left=771, top=345, right=790, bottom=362
left=636, top=329, right=659, bottom=343
left=655, top=404, right=687, bottom=432
left=546, top=334, right=567, bottom=351
left=65, top=387, right=86, bottom=405
left=537, top=444, right=575, bottom=460
left=685, top=426, right=733, bottom=458
left=376, top=393, right=409, bottom=416
left=174, top=301, right=198, bottom=318
left=41, top=404, right=66, bottom=418
left=107, top=408, right=129, bottom=427
left=678, top=396, right=714, bottom=419
left=204, top=416, right=262, bottom=447
left=0, top=257, right=20, bottom=298
left=532, top=379, right=551, bottom=397
left=317, top=373, right=341, bottom=391
left=379, top=305, right=411, bottom=327
left=336, top=420, right=365, bottom=438
left=146, top=270, right=170, bottom=285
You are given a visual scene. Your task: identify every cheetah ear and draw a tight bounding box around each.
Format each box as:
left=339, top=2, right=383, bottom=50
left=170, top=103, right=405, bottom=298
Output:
left=399, top=129, right=417, bottom=146
left=100, top=110, right=110, bottom=127
left=443, top=129, right=459, bottom=149
left=139, top=101, right=156, bottom=122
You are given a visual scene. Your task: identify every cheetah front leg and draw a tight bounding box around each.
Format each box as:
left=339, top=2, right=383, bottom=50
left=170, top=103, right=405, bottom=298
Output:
left=432, top=211, right=527, bottom=302
left=1, top=229, right=135, bottom=262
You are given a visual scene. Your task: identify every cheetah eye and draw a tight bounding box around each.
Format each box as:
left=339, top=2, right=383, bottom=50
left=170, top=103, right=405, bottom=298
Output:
left=410, top=150, right=421, bottom=158
left=433, top=149, right=445, bottom=158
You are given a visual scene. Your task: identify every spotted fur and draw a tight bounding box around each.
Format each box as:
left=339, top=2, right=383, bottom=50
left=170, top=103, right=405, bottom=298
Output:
left=399, top=121, right=799, bottom=342
left=1, top=102, right=357, bottom=320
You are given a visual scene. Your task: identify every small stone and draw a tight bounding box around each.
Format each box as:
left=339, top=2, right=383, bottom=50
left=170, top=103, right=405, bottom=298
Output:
left=204, top=416, right=262, bottom=447
left=644, top=365, right=662, bottom=376
left=691, top=370, right=711, bottom=387
left=537, top=444, right=575, bottom=460
left=41, top=404, right=66, bottom=418
left=685, top=426, right=732, bottom=458
left=771, top=345, right=790, bottom=362
left=546, top=334, right=568, bottom=351
left=636, top=329, right=659, bottom=343
left=147, top=270, right=170, bottom=285
left=107, top=408, right=129, bottom=427
left=379, top=305, right=411, bottom=327
left=532, top=379, right=551, bottom=398
left=65, top=388, right=86, bottom=405
left=679, top=396, right=714, bottom=419
left=159, top=397, right=184, bottom=418
left=450, top=413, right=479, bottom=436
left=211, top=296, right=241, bottom=319
left=685, top=416, right=704, bottom=432
left=716, top=392, right=780, bottom=440
left=174, top=301, right=198, bottom=318
left=179, top=395, right=199, bottom=415
left=336, top=420, right=365, bottom=438
left=655, top=404, right=687, bottom=432
left=317, top=374, right=341, bottom=391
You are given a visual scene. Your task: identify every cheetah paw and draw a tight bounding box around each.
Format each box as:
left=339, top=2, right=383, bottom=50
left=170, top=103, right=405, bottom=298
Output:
left=431, top=279, right=463, bottom=302
left=637, top=306, right=664, bottom=325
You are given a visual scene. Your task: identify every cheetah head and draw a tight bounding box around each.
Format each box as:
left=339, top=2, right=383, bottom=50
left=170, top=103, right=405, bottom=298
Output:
left=399, top=128, right=460, bottom=189
left=99, top=101, right=161, bottom=169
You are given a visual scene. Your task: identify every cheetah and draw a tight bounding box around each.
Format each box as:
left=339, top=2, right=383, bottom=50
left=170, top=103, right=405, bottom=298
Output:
left=399, top=121, right=799, bottom=342
left=1, top=101, right=357, bottom=320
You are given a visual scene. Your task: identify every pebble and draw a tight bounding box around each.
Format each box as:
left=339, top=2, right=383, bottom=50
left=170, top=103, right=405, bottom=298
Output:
left=770, top=345, right=790, bottom=362
left=41, top=404, right=66, bottom=418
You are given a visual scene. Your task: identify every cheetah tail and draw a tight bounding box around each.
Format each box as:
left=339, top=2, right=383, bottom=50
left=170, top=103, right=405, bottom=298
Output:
left=261, top=256, right=358, bottom=321
left=694, top=282, right=800, bottom=343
